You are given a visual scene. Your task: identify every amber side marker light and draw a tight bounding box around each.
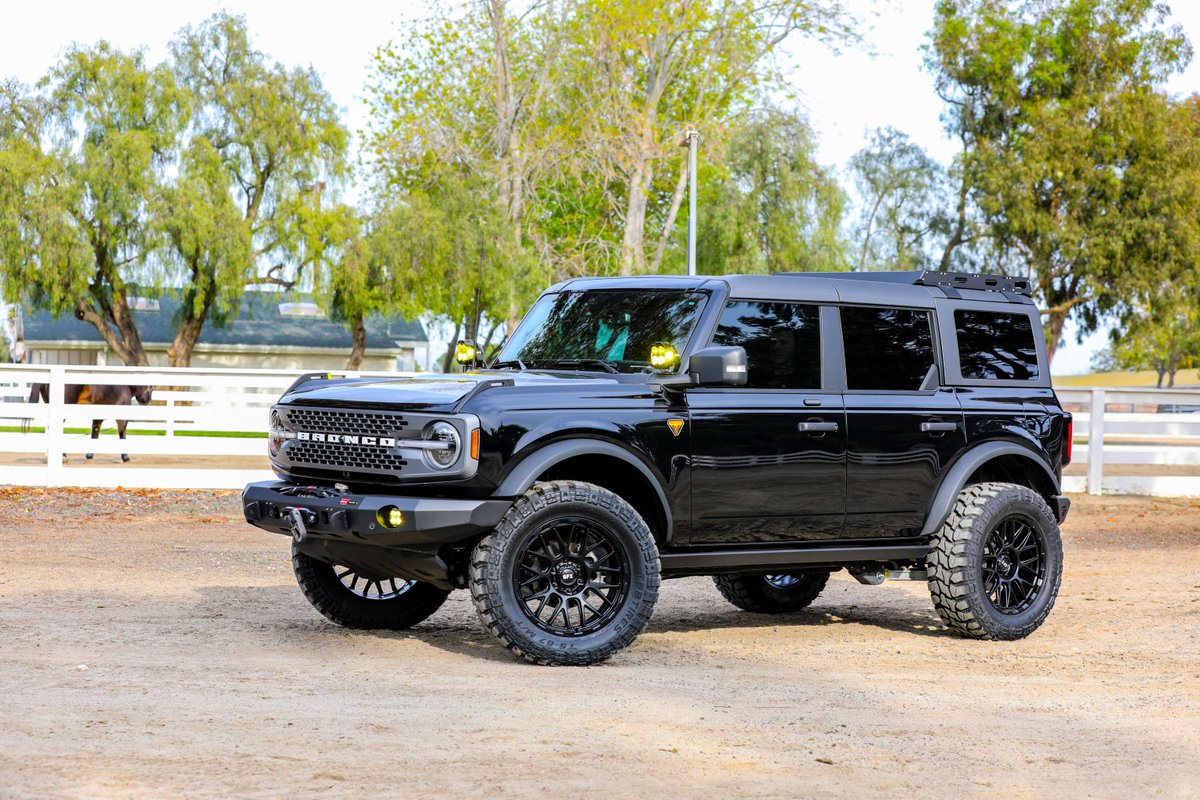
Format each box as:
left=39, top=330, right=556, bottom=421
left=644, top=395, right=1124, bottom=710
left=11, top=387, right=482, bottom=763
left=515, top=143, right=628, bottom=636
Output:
left=378, top=506, right=404, bottom=528
left=470, top=429, right=480, bottom=460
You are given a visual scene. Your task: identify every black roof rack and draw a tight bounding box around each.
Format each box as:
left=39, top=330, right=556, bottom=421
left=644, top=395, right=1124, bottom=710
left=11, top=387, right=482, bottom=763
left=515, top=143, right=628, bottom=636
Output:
left=769, top=270, right=1034, bottom=298
left=914, top=270, right=1033, bottom=297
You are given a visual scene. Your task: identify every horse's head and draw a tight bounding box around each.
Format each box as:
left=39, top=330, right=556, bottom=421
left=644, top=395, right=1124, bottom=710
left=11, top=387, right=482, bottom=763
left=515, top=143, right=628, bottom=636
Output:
left=131, top=385, right=154, bottom=405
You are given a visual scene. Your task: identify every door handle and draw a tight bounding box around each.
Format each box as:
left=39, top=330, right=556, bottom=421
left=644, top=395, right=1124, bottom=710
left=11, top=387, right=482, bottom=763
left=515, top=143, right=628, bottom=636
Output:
left=797, top=421, right=839, bottom=433
left=921, top=422, right=958, bottom=433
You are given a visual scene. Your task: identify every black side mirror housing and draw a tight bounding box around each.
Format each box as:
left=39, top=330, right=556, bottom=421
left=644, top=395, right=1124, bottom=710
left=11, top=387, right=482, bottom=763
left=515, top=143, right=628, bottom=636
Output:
left=688, top=346, right=747, bottom=386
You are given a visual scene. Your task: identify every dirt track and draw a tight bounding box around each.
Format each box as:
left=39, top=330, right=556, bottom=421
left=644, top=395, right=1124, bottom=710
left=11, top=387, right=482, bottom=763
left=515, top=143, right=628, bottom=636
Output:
left=0, top=489, right=1197, bottom=799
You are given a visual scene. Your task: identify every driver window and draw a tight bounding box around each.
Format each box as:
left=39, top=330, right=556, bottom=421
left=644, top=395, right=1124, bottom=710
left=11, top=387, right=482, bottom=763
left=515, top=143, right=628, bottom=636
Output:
left=711, top=301, right=821, bottom=389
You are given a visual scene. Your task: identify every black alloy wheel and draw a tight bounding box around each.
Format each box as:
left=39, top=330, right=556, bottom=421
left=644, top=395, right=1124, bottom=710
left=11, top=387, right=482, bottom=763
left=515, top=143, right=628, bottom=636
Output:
left=981, top=517, right=1047, bottom=615
left=514, top=517, right=630, bottom=637
left=470, top=480, right=660, bottom=666
left=292, top=544, right=450, bottom=630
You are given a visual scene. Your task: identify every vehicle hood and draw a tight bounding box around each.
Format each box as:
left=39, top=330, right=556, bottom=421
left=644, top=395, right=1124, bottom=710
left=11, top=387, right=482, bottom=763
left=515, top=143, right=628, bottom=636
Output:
left=278, top=370, right=638, bottom=411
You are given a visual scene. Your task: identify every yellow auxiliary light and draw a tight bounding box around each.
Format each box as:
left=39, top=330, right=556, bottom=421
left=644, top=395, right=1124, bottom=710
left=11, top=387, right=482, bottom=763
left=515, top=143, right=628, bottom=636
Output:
left=378, top=506, right=405, bottom=529
left=649, top=343, right=680, bottom=370
left=455, top=340, right=478, bottom=366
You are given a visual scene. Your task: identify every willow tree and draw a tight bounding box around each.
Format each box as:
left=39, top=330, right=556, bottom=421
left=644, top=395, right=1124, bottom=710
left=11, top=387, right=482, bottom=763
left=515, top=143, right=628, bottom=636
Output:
left=0, top=45, right=186, bottom=366
left=166, top=12, right=349, bottom=366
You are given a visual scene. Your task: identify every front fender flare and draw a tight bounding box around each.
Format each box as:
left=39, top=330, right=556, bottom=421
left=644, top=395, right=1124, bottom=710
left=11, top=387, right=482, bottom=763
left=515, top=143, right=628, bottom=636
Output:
left=920, top=442, right=1060, bottom=536
left=493, top=438, right=673, bottom=541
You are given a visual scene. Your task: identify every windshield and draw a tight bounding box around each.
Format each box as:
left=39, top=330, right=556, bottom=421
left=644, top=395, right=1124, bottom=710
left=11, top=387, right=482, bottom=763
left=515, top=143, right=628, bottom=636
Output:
left=495, top=289, right=709, bottom=373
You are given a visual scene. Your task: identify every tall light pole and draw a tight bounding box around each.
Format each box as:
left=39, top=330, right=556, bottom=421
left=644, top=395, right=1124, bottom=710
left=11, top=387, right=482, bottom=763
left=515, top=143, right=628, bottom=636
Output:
left=682, top=129, right=700, bottom=277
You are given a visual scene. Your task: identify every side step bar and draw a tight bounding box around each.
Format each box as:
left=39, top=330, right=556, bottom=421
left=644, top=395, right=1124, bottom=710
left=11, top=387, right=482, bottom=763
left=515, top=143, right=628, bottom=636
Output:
left=659, top=543, right=929, bottom=578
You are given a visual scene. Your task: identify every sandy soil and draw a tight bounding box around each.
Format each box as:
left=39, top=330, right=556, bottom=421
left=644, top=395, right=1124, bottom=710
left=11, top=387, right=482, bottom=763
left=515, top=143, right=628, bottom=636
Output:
left=0, top=489, right=1197, bottom=799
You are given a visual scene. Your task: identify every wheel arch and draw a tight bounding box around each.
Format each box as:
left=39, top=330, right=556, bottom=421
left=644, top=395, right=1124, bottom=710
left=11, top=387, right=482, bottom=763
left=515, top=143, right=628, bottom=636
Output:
left=921, top=443, right=1060, bottom=536
left=493, top=438, right=673, bottom=544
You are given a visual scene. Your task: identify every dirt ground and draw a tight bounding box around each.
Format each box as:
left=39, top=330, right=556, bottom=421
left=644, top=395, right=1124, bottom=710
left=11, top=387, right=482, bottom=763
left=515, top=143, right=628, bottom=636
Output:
left=0, top=489, right=1197, bottom=799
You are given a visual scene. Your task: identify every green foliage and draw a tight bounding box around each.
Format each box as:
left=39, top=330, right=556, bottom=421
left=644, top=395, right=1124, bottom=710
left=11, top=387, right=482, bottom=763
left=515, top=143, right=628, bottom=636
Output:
left=850, top=127, right=949, bottom=271
left=691, top=108, right=849, bottom=274
left=0, top=44, right=186, bottom=364
left=927, top=0, right=1193, bottom=360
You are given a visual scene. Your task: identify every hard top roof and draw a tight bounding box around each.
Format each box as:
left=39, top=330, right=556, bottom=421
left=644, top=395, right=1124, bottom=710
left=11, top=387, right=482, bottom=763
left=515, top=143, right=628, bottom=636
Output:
left=550, top=270, right=1036, bottom=307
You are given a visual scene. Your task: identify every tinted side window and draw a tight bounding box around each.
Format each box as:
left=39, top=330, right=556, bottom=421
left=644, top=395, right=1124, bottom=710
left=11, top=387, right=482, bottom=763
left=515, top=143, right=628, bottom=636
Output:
left=711, top=301, right=821, bottom=389
left=841, top=306, right=935, bottom=391
left=956, top=310, right=1040, bottom=381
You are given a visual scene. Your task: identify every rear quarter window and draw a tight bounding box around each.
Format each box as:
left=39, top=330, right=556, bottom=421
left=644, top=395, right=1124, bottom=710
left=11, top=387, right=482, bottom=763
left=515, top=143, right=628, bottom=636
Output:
left=955, top=310, right=1040, bottom=381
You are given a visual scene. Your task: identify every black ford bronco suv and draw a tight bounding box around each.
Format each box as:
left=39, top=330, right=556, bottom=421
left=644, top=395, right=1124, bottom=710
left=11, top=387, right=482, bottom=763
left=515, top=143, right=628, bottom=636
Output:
left=242, top=270, right=1072, bottom=665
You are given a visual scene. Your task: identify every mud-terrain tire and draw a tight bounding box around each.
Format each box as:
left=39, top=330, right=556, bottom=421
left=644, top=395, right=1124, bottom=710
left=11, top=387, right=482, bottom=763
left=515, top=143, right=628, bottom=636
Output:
left=927, top=482, right=1062, bottom=640
left=292, top=544, right=451, bottom=630
left=469, top=480, right=660, bottom=666
left=713, top=572, right=831, bottom=613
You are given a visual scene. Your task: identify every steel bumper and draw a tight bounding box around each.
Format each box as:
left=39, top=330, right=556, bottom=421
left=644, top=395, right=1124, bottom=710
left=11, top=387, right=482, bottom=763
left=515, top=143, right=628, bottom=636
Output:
left=241, top=480, right=511, bottom=548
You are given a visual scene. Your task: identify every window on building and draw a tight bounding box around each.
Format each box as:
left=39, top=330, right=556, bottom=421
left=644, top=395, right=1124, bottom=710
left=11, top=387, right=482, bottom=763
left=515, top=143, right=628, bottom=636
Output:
left=841, top=306, right=935, bottom=391
left=955, top=310, right=1040, bottom=381
left=710, top=301, right=821, bottom=389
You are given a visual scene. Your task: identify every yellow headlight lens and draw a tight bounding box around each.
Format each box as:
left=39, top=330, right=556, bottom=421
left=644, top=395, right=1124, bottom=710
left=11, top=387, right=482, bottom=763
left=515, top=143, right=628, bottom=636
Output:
left=650, top=343, right=680, bottom=369
left=455, top=341, right=477, bottom=364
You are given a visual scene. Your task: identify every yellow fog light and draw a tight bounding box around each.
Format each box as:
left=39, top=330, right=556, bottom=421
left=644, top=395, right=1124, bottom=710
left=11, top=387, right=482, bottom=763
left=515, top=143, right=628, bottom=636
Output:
left=455, top=340, right=478, bottom=365
left=650, top=342, right=680, bottom=369
left=378, top=506, right=404, bottom=529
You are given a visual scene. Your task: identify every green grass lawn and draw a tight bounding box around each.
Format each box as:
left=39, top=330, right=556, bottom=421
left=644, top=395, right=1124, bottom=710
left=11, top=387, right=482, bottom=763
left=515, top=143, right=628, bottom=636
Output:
left=0, top=425, right=266, bottom=438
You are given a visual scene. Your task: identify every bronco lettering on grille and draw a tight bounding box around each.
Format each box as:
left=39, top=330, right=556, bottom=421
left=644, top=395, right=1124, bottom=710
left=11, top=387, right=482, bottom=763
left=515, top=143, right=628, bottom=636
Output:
left=296, top=431, right=397, bottom=447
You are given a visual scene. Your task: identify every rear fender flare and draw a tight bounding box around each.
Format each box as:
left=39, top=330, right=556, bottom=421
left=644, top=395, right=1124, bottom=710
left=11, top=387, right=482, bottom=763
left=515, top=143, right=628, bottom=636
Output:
left=921, top=442, right=1059, bottom=536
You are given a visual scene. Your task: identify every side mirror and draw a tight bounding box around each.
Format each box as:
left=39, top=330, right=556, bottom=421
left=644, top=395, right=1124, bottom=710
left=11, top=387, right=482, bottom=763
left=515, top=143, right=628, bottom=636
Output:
left=688, top=346, right=747, bottom=386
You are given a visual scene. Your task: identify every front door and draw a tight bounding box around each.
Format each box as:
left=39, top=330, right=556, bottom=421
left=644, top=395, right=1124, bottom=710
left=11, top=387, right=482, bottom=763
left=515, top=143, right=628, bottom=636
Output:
left=687, top=301, right=846, bottom=544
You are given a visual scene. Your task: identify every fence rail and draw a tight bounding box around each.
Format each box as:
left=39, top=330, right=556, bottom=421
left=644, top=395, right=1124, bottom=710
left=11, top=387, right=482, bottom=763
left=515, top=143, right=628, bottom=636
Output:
left=3, top=365, right=1200, bottom=496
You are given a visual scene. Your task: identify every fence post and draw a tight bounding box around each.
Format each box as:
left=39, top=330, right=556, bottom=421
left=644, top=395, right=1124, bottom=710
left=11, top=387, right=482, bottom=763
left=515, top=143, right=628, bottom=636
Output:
left=45, top=366, right=65, bottom=488
left=1087, top=388, right=1105, bottom=496
left=165, top=396, right=176, bottom=438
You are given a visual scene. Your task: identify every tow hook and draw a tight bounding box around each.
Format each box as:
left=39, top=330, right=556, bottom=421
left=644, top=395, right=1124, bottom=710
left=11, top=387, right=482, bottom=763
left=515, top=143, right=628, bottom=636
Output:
left=285, top=507, right=317, bottom=543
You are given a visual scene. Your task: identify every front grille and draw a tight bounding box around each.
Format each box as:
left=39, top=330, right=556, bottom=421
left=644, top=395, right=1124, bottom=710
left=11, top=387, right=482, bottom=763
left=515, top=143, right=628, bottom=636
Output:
left=284, top=408, right=409, bottom=437
left=289, top=440, right=408, bottom=472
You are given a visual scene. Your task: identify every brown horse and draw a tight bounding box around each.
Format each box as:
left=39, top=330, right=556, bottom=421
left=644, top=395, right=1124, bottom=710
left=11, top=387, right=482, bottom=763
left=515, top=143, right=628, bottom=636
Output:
left=25, top=383, right=154, bottom=462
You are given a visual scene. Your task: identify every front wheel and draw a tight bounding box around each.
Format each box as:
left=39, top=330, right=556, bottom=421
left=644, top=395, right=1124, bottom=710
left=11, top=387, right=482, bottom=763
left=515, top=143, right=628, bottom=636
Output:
left=927, top=482, right=1063, bottom=640
left=469, top=480, right=660, bottom=666
left=292, top=544, right=451, bottom=630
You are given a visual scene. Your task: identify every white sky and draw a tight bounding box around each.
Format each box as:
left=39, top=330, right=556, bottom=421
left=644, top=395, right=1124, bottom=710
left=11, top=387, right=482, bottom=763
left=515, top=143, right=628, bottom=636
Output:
left=4, top=0, right=1200, bottom=374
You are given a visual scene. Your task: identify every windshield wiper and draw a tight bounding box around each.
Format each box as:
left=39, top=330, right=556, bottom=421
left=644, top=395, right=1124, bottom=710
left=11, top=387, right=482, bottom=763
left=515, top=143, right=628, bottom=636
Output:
left=490, top=359, right=527, bottom=371
left=545, top=359, right=620, bottom=374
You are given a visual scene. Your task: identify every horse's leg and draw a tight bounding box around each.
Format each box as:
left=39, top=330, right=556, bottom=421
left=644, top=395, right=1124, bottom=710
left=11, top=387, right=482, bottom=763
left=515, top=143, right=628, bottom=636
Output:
left=86, top=419, right=101, bottom=460
left=118, top=420, right=130, bottom=462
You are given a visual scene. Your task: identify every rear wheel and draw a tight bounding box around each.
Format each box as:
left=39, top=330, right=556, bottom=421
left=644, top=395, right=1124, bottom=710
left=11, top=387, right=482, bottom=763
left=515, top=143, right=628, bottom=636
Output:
left=713, top=571, right=831, bottom=613
left=469, top=480, right=660, bottom=666
left=927, top=482, right=1062, bottom=640
left=292, top=544, right=451, bottom=630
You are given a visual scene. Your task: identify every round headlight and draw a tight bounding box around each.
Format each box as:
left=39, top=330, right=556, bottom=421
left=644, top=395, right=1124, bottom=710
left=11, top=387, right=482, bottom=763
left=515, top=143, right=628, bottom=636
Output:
left=268, top=411, right=285, bottom=457
left=422, top=421, right=460, bottom=469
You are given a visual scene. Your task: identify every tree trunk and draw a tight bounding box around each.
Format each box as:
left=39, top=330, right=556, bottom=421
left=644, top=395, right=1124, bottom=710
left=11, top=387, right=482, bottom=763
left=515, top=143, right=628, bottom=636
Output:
left=620, top=164, right=652, bottom=275
left=1044, top=310, right=1068, bottom=364
left=649, top=158, right=690, bottom=274
left=75, top=297, right=150, bottom=367
left=345, top=313, right=367, bottom=370
left=441, top=321, right=462, bottom=373
left=167, top=314, right=207, bottom=368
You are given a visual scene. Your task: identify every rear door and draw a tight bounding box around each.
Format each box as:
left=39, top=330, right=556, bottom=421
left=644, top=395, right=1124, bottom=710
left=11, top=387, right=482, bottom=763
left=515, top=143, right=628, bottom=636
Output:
left=839, top=305, right=966, bottom=537
left=686, top=301, right=847, bottom=544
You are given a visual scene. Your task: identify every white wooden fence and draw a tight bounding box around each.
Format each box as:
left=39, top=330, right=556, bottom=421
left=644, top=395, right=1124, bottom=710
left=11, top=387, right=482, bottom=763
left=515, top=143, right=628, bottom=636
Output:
left=1056, top=387, right=1200, bottom=497
left=0, top=364, right=403, bottom=489
left=2, top=364, right=1199, bottom=496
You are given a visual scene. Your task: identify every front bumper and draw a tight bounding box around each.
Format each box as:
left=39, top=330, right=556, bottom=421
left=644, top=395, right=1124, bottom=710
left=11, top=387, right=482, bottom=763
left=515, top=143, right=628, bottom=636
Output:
left=1054, top=495, right=1071, bottom=523
left=242, top=480, right=510, bottom=548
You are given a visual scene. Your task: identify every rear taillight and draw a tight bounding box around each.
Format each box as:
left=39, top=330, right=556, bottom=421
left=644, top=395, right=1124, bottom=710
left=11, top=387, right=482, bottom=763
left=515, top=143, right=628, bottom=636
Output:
left=1064, top=418, right=1073, bottom=466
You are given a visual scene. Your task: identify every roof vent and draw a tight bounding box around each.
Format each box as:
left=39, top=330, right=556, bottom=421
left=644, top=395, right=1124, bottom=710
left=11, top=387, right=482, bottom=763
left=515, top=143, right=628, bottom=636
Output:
left=278, top=302, right=323, bottom=318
